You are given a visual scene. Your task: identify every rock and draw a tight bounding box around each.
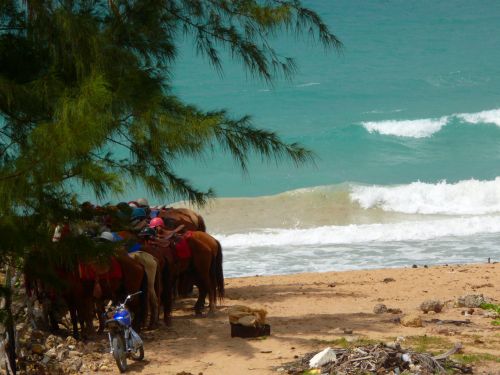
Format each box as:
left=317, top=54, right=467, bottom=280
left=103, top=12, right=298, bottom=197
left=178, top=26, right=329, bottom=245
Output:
left=99, top=364, right=111, bottom=371
left=31, top=343, right=45, bottom=355
left=383, top=278, right=395, bottom=283
left=45, top=347, right=57, bottom=359
left=420, top=299, right=443, bottom=313
left=457, top=294, right=485, bottom=308
left=56, top=349, right=69, bottom=361
left=412, top=265, right=418, bottom=268
left=343, top=328, right=353, bottom=334
left=45, top=335, right=60, bottom=348
left=30, top=330, right=45, bottom=341
left=41, top=355, right=51, bottom=365
left=68, top=350, right=82, bottom=358
left=67, top=344, right=75, bottom=350
left=65, top=336, right=78, bottom=346
left=401, top=314, right=423, bottom=327
left=309, top=347, right=337, bottom=368
left=374, top=304, right=388, bottom=314
left=65, top=357, right=83, bottom=373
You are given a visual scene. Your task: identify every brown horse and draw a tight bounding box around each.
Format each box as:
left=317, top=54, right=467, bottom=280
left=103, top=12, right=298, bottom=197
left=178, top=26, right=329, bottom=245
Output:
left=24, top=264, right=88, bottom=339
left=81, top=254, right=149, bottom=334
left=151, top=231, right=224, bottom=325
left=159, top=207, right=206, bottom=232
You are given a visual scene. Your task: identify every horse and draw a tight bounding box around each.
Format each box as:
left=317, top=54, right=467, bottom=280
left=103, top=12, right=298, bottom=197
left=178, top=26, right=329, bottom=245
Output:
left=151, top=231, right=224, bottom=325
left=82, top=253, right=149, bottom=334
left=45, top=223, right=149, bottom=336
left=127, top=250, right=160, bottom=328
left=24, top=250, right=90, bottom=339
left=158, top=207, right=206, bottom=232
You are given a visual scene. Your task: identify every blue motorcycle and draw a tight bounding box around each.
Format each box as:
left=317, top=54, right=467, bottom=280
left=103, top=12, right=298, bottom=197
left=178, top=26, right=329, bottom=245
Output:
left=104, top=292, right=144, bottom=373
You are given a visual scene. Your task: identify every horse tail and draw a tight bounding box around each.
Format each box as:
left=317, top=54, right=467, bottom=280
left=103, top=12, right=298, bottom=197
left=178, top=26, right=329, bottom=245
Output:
left=215, top=240, right=224, bottom=302
left=136, top=267, right=148, bottom=329
left=197, top=214, right=206, bottom=232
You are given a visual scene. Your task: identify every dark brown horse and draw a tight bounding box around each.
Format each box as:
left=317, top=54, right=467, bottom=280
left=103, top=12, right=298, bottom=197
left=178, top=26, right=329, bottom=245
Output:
left=149, top=231, right=224, bottom=325
left=25, top=264, right=87, bottom=339
left=81, top=253, right=149, bottom=334
left=159, top=207, right=206, bottom=232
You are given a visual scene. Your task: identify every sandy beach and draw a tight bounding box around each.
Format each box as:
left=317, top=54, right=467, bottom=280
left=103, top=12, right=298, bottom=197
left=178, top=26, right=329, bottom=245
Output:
left=118, top=262, right=500, bottom=374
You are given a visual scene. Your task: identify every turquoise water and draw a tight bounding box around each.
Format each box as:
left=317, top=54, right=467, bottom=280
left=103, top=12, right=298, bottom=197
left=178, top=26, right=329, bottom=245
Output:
left=84, top=1, right=500, bottom=275
left=170, top=0, right=500, bottom=197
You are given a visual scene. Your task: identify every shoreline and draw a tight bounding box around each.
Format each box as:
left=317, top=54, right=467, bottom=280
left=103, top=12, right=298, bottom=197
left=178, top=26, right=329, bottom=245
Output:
left=224, top=259, right=497, bottom=279
left=131, top=262, right=499, bottom=374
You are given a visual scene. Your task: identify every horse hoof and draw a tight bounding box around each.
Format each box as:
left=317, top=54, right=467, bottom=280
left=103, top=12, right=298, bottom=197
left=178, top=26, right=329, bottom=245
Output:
left=207, top=310, right=216, bottom=318
left=164, top=317, right=172, bottom=326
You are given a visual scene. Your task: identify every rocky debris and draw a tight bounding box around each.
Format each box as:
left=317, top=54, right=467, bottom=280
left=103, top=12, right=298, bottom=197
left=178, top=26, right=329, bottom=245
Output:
left=420, top=299, right=444, bottom=313
left=373, top=304, right=388, bottom=314
left=382, top=277, right=395, bottom=283
left=279, top=342, right=470, bottom=374
left=373, top=304, right=402, bottom=315
left=456, top=294, right=486, bottom=308
left=13, top=323, right=114, bottom=375
left=400, top=314, right=423, bottom=328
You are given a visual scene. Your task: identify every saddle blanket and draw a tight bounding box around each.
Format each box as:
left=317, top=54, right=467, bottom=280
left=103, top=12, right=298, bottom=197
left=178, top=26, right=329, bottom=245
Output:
left=175, top=231, right=193, bottom=259
left=78, top=257, right=122, bottom=280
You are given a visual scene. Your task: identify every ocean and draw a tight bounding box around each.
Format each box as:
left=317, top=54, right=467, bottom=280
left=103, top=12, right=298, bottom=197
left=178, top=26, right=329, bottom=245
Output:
left=125, top=1, right=500, bottom=276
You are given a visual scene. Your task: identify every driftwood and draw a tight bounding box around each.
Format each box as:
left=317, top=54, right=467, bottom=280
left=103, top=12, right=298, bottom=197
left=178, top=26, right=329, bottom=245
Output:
left=278, top=342, right=472, bottom=374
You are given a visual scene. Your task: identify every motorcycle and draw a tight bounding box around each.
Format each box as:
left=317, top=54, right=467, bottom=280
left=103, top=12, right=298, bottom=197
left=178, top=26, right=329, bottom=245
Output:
left=104, top=292, right=144, bottom=373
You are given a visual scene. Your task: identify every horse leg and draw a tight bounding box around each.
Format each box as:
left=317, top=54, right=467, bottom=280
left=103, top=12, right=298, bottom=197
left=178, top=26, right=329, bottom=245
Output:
left=161, top=265, right=173, bottom=326
left=96, top=300, right=106, bottom=334
left=193, top=269, right=212, bottom=316
left=68, top=304, right=80, bottom=339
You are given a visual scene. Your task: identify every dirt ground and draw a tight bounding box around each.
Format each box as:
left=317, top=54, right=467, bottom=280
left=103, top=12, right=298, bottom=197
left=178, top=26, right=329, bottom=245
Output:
left=108, top=263, right=499, bottom=374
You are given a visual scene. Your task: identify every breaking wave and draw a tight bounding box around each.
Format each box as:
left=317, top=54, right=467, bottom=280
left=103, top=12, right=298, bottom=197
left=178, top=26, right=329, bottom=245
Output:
left=361, top=117, right=448, bottom=138
left=361, top=107, right=500, bottom=138
left=216, top=215, right=500, bottom=248
left=350, top=178, right=500, bottom=215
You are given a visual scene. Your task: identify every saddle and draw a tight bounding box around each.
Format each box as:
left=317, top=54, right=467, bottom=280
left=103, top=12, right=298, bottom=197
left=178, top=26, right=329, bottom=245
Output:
left=78, top=257, right=122, bottom=281
left=152, top=225, right=193, bottom=260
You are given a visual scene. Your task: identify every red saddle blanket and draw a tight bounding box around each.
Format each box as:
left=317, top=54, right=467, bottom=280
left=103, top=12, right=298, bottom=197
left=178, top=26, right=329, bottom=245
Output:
left=78, top=257, right=122, bottom=280
left=175, top=231, right=193, bottom=259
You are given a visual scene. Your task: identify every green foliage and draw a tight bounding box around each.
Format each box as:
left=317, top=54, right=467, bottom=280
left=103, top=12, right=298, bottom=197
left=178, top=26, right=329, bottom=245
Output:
left=452, top=353, right=500, bottom=364
left=0, top=0, right=340, bottom=329
left=479, top=303, right=500, bottom=326
left=404, top=335, right=451, bottom=353
left=0, top=0, right=340, bottom=213
left=311, top=337, right=380, bottom=349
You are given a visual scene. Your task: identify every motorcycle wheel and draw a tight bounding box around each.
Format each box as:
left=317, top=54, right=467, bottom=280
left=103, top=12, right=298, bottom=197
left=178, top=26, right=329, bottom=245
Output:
left=130, top=345, right=144, bottom=361
left=111, top=334, right=127, bottom=373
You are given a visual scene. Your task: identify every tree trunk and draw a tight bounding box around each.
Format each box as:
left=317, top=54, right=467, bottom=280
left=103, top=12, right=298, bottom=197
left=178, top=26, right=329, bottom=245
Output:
left=4, top=266, right=16, bottom=375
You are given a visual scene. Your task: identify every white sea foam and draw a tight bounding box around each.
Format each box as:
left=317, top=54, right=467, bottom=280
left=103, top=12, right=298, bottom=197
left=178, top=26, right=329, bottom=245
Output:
left=296, top=82, right=320, bottom=87
left=363, top=109, right=405, bottom=114
left=350, top=178, right=500, bottom=215
left=361, top=117, right=448, bottom=138
left=216, top=215, right=500, bottom=248
left=456, top=108, right=500, bottom=127
left=361, top=107, right=500, bottom=138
